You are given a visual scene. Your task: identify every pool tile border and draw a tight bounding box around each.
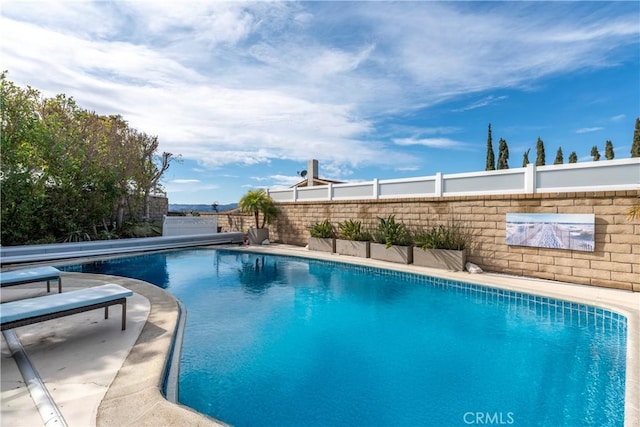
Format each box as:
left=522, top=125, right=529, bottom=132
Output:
left=301, top=256, right=628, bottom=333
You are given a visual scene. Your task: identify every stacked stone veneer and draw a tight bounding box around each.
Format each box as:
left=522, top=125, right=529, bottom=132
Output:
left=269, top=190, right=639, bottom=292
left=148, top=196, right=168, bottom=221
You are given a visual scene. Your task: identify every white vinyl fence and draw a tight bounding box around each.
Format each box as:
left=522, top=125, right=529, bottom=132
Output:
left=268, top=158, right=640, bottom=203
left=162, top=216, right=218, bottom=236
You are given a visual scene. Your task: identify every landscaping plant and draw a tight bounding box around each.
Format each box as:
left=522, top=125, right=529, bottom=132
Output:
left=309, top=219, right=335, bottom=238
left=413, top=223, right=470, bottom=251
left=337, top=219, right=371, bottom=241
left=373, top=215, right=413, bottom=248
left=238, top=189, right=279, bottom=230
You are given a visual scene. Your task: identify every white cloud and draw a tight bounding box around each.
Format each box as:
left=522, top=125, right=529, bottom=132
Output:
left=113, top=1, right=259, bottom=46
left=359, top=2, right=639, bottom=99
left=610, top=114, right=626, bottom=122
left=0, top=0, right=119, bottom=38
left=171, top=179, right=201, bottom=184
left=576, top=127, right=604, bottom=134
left=164, top=182, right=219, bottom=195
left=452, top=96, right=508, bottom=112
left=264, top=174, right=302, bottom=188
left=1, top=0, right=637, bottom=177
left=420, top=127, right=461, bottom=135
left=319, top=162, right=355, bottom=180
left=392, top=138, right=466, bottom=149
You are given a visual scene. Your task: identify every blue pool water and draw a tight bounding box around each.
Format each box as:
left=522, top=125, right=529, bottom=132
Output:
left=63, top=249, right=627, bottom=426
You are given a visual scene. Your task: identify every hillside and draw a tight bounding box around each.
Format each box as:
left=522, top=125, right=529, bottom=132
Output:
left=168, top=203, right=238, bottom=213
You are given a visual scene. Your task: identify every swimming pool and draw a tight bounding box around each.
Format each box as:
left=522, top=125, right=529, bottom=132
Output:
left=63, top=248, right=627, bottom=426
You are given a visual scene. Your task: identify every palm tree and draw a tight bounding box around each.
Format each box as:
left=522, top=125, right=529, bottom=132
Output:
left=239, top=189, right=279, bottom=244
left=238, top=189, right=277, bottom=229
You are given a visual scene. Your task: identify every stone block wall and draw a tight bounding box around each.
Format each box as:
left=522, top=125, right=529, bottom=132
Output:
left=269, top=190, right=639, bottom=292
left=148, top=196, right=168, bottom=221
left=201, top=210, right=252, bottom=234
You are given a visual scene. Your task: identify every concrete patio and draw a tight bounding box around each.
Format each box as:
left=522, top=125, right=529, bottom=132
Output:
left=1, top=272, right=222, bottom=427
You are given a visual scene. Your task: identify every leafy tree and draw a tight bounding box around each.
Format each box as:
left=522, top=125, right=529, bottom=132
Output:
left=37, top=96, right=130, bottom=238
left=554, top=147, right=563, bottom=165
left=0, top=72, right=176, bottom=245
left=535, top=137, right=545, bottom=166
left=605, top=140, right=614, bottom=160
left=142, top=151, right=174, bottom=218
left=0, top=72, right=50, bottom=243
left=632, top=118, right=640, bottom=157
left=591, top=145, right=601, bottom=161
left=497, top=138, right=509, bottom=169
left=568, top=152, right=578, bottom=163
left=485, top=123, right=495, bottom=171
left=522, top=148, right=530, bottom=167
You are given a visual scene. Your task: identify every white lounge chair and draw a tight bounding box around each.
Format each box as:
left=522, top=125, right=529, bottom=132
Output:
left=0, top=266, right=62, bottom=293
left=0, top=284, right=133, bottom=331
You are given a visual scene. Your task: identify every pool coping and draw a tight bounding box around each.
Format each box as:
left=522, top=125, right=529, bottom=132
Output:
left=90, top=273, right=227, bottom=427
left=4, top=244, right=637, bottom=426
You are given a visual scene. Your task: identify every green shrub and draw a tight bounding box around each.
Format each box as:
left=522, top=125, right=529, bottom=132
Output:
left=98, top=230, right=120, bottom=240
left=27, top=236, right=57, bottom=245
left=308, top=219, right=335, bottom=238
left=372, top=215, right=413, bottom=248
left=337, top=219, right=371, bottom=241
left=414, top=223, right=470, bottom=250
left=63, top=229, right=92, bottom=243
left=120, top=220, right=162, bottom=238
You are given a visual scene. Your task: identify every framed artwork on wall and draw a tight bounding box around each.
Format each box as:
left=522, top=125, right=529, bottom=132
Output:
left=506, top=213, right=595, bottom=252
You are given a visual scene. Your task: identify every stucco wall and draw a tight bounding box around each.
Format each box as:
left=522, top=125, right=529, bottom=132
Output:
left=269, top=190, right=639, bottom=292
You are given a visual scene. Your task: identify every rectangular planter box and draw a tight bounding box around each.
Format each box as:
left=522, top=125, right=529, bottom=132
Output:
left=335, top=239, right=370, bottom=258
left=308, top=237, right=335, bottom=253
left=248, top=228, right=269, bottom=245
left=370, top=243, right=413, bottom=264
left=413, top=248, right=466, bottom=271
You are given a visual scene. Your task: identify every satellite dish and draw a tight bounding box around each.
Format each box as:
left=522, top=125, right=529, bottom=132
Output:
left=299, top=170, right=307, bottom=178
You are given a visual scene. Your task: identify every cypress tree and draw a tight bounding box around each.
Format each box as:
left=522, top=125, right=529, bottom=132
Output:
left=522, top=149, right=530, bottom=167
left=568, top=152, right=578, bottom=163
left=497, top=138, right=509, bottom=169
left=535, top=137, right=545, bottom=166
left=604, top=140, right=614, bottom=160
left=632, top=118, right=640, bottom=157
left=485, top=124, right=495, bottom=171
left=554, top=147, right=563, bottom=164
left=591, top=145, right=600, bottom=161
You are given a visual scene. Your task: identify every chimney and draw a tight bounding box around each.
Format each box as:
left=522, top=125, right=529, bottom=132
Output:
left=307, top=159, right=318, bottom=186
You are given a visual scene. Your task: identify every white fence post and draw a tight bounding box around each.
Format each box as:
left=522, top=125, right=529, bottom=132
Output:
left=373, top=178, right=379, bottom=199
left=435, top=172, right=443, bottom=197
left=293, top=186, right=298, bottom=202
left=525, top=163, right=536, bottom=194
left=328, top=183, right=333, bottom=201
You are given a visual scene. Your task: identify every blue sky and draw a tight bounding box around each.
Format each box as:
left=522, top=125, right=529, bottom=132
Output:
left=2, top=1, right=638, bottom=204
